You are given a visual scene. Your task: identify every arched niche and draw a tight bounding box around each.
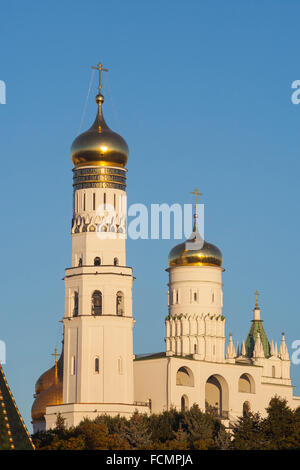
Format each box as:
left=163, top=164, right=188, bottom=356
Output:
left=238, top=373, right=255, bottom=393
left=176, top=367, right=194, bottom=387
left=205, top=374, right=229, bottom=418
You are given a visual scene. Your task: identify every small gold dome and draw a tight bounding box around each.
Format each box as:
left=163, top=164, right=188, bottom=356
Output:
left=71, top=94, right=129, bottom=168
left=35, top=352, right=63, bottom=395
left=35, top=366, right=55, bottom=395
left=168, top=230, right=222, bottom=268
left=31, top=380, right=63, bottom=422
left=32, top=349, right=63, bottom=422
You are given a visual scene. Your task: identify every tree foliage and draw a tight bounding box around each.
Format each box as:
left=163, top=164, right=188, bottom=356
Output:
left=231, top=396, right=300, bottom=450
left=32, top=397, right=300, bottom=450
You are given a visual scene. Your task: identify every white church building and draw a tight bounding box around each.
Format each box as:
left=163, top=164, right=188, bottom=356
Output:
left=31, top=64, right=300, bottom=432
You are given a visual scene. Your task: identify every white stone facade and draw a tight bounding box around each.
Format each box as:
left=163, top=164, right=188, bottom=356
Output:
left=43, top=87, right=300, bottom=430
left=45, top=175, right=150, bottom=428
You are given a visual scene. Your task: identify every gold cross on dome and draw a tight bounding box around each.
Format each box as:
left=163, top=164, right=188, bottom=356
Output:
left=92, top=62, right=108, bottom=94
left=51, top=348, right=58, bottom=380
left=190, top=188, right=203, bottom=219
left=254, top=290, right=259, bottom=308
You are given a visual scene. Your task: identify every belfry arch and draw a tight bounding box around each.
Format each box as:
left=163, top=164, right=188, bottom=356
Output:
left=176, top=367, right=194, bottom=387
left=205, top=374, right=229, bottom=417
left=238, top=373, right=255, bottom=393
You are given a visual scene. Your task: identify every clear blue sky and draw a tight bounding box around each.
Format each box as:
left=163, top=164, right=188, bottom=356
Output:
left=1, top=1, right=300, bottom=431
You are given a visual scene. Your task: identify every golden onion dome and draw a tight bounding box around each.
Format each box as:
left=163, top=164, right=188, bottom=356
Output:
left=34, top=351, right=63, bottom=395
left=168, top=226, right=222, bottom=268
left=31, top=380, right=63, bottom=422
left=35, top=366, right=55, bottom=395
left=71, top=94, right=129, bottom=168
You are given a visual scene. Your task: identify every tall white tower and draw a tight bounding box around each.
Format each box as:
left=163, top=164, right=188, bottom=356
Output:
left=165, top=190, right=225, bottom=362
left=45, top=63, right=148, bottom=429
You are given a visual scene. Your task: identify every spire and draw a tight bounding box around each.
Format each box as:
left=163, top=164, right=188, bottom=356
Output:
left=245, top=292, right=270, bottom=358
left=226, top=333, right=236, bottom=361
left=0, top=363, right=34, bottom=449
left=270, top=340, right=275, bottom=356
left=253, top=331, right=265, bottom=359
left=190, top=188, right=203, bottom=232
left=279, top=332, right=290, bottom=360
left=92, top=61, right=108, bottom=98
left=91, top=62, right=110, bottom=134
left=241, top=341, right=246, bottom=356
left=71, top=62, right=129, bottom=169
left=253, top=290, right=261, bottom=320
left=255, top=289, right=259, bottom=308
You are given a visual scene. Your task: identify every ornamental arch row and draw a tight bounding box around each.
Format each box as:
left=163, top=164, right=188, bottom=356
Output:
left=176, top=367, right=256, bottom=416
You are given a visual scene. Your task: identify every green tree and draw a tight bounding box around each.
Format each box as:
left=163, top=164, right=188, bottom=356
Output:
left=120, top=411, right=151, bottom=449
left=164, top=423, right=189, bottom=450
left=231, top=412, right=266, bottom=450
left=214, top=426, right=231, bottom=450
left=263, top=397, right=300, bottom=449
left=183, top=404, right=220, bottom=448
left=55, top=413, right=66, bottom=432
left=94, top=413, right=127, bottom=435
left=148, top=407, right=182, bottom=443
left=75, top=419, right=128, bottom=450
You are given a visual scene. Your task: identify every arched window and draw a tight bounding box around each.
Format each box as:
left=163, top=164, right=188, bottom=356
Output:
left=73, top=292, right=79, bottom=317
left=83, top=193, right=86, bottom=211
left=78, top=258, right=82, bottom=267
left=181, top=395, right=189, bottom=412
left=94, top=257, right=101, bottom=266
left=272, top=365, right=276, bottom=378
left=116, top=291, right=124, bottom=316
left=95, top=357, right=100, bottom=373
left=92, top=291, right=102, bottom=316
left=194, top=344, right=197, bottom=354
left=243, top=401, right=251, bottom=417
left=93, top=193, right=96, bottom=211
left=238, top=373, right=255, bottom=393
left=194, top=292, right=197, bottom=302
left=114, top=257, right=119, bottom=266
left=176, top=367, right=194, bottom=387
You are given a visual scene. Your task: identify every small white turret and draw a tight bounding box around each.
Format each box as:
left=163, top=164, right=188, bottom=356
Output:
left=226, top=333, right=236, bottom=362
left=253, top=290, right=261, bottom=320
left=279, top=332, right=290, bottom=361
left=253, top=331, right=265, bottom=359
left=270, top=340, right=275, bottom=357
left=253, top=306, right=261, bottom=321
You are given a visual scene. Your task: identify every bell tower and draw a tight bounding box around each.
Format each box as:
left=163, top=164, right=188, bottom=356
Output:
left=45, top=63, right=148, bottom=429
left=165, top=190, right=225, bottom=362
